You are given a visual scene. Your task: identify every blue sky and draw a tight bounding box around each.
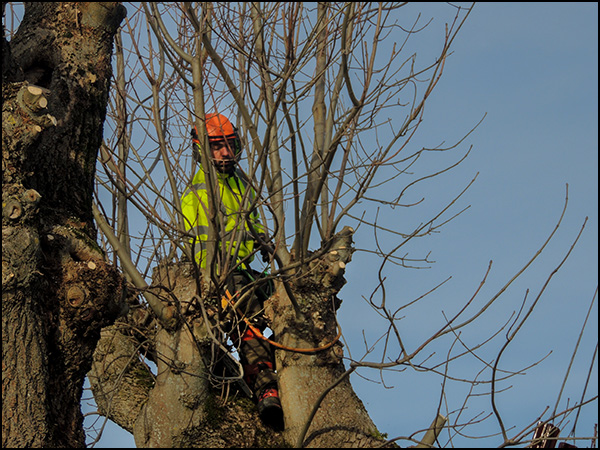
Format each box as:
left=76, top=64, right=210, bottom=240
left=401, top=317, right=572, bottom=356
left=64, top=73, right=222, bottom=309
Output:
left=82, top=3, right=597, bottom=447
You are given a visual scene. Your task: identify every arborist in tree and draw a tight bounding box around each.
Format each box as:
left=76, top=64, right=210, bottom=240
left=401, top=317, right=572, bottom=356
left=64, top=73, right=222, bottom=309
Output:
left=180, top=113, right=283, bottom=428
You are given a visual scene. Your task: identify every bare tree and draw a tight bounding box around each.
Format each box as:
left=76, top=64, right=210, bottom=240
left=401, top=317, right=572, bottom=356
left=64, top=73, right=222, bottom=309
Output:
left=3, top=2, right=596, bottom=449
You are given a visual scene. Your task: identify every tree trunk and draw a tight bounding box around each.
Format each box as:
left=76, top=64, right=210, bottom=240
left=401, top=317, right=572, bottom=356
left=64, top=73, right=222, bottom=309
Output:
left=267, top=227, right=388, bottom=448
left=131, top=263, right=211, bottom=448
left=2, top=3, right=125, bottom=447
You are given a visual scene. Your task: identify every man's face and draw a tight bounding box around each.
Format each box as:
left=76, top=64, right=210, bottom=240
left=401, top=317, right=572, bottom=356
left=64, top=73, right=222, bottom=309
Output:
left=209, top=138, right=236, bottom=173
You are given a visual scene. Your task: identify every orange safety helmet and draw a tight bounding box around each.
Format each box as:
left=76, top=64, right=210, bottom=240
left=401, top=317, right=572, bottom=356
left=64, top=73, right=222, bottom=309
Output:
left=192, top=113, right=242, bottom=156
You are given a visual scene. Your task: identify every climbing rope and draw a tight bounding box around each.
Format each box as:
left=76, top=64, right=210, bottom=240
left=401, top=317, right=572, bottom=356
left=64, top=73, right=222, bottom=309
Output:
left=222, top=289, right=342, bottom=354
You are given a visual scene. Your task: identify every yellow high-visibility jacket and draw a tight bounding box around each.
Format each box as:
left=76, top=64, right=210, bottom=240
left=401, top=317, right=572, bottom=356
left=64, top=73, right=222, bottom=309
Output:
left=181, top=166, right=264, bottom=269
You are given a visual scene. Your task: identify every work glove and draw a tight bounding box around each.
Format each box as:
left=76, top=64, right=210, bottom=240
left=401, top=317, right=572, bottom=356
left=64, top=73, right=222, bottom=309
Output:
left=257, top=234, right=275, bottom=263
left=261, top=245, right=275, bottom=263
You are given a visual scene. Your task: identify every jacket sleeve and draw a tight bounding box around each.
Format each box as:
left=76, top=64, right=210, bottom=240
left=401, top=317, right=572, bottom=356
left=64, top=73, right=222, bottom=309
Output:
left=181, top=182, right=210, bottom=265
left=250, top=201, right=265, bottom=237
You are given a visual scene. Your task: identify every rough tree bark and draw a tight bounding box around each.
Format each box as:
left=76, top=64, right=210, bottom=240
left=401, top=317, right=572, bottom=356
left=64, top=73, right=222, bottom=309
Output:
left=2, top=3, right=125, bottom=447
left=268, top=227, right=384, bottom=448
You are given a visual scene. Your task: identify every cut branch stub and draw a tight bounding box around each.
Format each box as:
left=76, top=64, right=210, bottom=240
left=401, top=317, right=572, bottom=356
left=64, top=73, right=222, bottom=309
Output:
left=66, top=285, right=87, bottom=307
left=21, top=85, right=49, bottom=112
left=328, top=226, right=355, bottom=264
left=15, top=84, right=57, bottom=128
left=22, top=189, right=42, bottom=205
left=18, top=85, right=50, bottom=113
left=4, top=198, right=22, bottom=220
left=330, top=260, right=346, bottom=278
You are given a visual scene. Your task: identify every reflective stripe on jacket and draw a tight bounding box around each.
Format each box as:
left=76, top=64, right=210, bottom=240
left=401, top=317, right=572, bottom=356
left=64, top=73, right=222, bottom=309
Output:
left=181, top=167, right=264, bottom=269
